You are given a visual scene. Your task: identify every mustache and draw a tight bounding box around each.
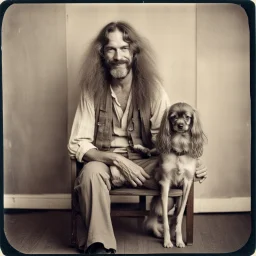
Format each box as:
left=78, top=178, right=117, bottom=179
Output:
left=108, top=59, right=130, bottom=66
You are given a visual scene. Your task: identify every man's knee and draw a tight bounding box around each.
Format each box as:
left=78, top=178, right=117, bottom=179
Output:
left=80, top=161, right=110, bottom=184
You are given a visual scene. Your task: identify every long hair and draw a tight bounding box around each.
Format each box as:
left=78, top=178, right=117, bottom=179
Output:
left=79, top=21, right=163, bottom=109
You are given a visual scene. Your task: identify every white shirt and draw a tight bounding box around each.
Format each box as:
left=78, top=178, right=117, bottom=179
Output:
left=68, top=85, right=170, bottom=162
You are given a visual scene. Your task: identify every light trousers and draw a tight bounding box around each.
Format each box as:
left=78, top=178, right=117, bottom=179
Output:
left=74, top=156, right=160, bottom=252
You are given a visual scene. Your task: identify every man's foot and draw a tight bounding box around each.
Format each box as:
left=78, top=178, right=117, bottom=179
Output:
left=86, top=242, right=115, bottom=254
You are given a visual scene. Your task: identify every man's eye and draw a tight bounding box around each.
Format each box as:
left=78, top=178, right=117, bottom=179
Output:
left=106, top=48, right=115, bottom=53
left=121, top=47, right=129, bottom=51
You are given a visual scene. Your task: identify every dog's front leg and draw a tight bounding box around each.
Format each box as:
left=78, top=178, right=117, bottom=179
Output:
left=170, top=196, right=182, bottom=240
left=159, top=178, right=173, bottom=248
left=176, top=180, right=193, bottom=248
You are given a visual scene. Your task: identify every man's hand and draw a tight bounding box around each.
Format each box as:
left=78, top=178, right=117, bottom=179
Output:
left=113, top=155, right=150, bottom=187
left=195, top=159, right=207, bottom=183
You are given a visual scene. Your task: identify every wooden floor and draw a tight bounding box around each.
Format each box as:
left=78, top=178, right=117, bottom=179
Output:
left=3, top=210, right=251, bottom=254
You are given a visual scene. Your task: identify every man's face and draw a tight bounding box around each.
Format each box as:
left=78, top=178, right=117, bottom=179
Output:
left=103, top=29, right=133, bottom=79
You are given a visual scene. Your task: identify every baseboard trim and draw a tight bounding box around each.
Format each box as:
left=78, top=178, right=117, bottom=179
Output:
left=194, top=197, right=251, bottom=213
left=4, top=194, right=251, bottom=213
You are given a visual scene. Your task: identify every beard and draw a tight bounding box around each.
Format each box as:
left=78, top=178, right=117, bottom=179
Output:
left=106, top=59, right=132, bottom=79
left=110, top=66, right=131, bottom=79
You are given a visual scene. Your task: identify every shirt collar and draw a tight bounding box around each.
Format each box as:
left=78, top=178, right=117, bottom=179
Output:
left=110, top=85, right=132, bottom=107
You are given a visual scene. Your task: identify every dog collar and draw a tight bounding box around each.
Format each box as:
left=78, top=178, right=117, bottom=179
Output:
left=170, top=148, right=187, bottom=156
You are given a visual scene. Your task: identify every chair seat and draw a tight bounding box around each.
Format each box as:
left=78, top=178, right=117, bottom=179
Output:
left=110, top=188, right=183, bottom=197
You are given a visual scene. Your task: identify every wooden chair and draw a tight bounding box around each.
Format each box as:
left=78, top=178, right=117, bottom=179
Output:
left=70, top=158, right=196, bottom=248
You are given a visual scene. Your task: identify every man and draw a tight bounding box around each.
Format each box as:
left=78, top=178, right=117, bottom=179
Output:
left=68, top=21, right=207, bottom=254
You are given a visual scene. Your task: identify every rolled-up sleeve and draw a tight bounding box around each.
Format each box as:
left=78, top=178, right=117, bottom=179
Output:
left=150, top=86, right=170, bottom=144
left=67, top=93, right=97, bottom=162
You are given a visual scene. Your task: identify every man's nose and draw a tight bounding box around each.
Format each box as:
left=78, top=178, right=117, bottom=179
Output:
left=114, top=49, right=121, bottom=60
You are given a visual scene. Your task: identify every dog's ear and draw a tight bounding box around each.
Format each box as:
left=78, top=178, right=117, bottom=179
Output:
left=190, top=109, right=207, bottom=158
left=156, top=108, right=173, bottom=153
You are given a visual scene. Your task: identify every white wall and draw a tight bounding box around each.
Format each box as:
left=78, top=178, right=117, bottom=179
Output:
left=3, top=4, right=70, bottom=194
left=196, top=4, right=250, bottom=198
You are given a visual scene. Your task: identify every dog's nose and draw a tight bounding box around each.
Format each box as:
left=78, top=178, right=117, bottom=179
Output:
left=178, top=123, right=184, bottom=128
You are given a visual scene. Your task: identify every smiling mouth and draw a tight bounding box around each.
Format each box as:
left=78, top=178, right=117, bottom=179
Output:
left=113, top=63, right=126, bottom=67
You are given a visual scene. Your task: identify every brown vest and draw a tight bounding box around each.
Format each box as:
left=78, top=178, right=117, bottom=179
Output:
left=93, top=86, right=153, bottom=152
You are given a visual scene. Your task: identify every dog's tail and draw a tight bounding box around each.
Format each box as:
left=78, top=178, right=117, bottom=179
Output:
left=143, top=215, right=163, bottom=238
left=143, top=196, right=175, bottom=238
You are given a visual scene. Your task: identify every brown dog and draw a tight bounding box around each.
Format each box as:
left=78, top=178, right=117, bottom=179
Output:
left=144, top=102, right=207, bottom=248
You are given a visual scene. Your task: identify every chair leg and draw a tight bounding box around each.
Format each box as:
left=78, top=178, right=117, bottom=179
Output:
left=137, top=196, right=147, bottom=226
left=139, top=195, right=146, bottom=210
left=71, top=193, right=78, bottom=247
left=186, top=182, right=194, bottom=246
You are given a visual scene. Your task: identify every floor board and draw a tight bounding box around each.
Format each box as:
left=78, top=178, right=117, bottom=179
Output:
left=3, top=210, right=252, bottom=254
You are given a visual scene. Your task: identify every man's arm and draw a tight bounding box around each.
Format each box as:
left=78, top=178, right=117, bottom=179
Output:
left=67, top=92, right=97, bottom=162
left=83, top=149, right=150, bottom=187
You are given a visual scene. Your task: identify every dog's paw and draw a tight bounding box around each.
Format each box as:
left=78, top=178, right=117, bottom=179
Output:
left=176, top=239, right=185, bottom=248
left=163, top=239, right=173, bottom=248
left=133, top=145, right=151, bottom=157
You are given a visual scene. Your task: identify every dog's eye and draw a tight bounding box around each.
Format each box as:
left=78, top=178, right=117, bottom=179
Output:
left=184, top=114, right=191, bottom=119
left=171, top=115, right=178, bottom=120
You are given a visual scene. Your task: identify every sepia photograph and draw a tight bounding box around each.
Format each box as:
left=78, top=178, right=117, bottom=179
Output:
left=2, top=3, right=253, bottom=254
